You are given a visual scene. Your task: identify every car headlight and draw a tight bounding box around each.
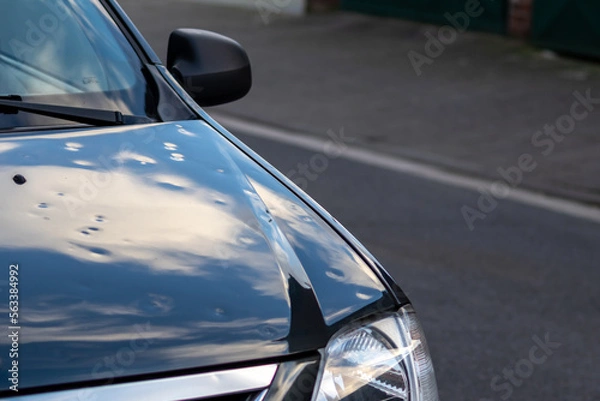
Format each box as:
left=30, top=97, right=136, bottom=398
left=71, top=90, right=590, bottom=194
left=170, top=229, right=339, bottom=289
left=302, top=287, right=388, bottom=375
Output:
left=313, top=305, right=439, bottom=401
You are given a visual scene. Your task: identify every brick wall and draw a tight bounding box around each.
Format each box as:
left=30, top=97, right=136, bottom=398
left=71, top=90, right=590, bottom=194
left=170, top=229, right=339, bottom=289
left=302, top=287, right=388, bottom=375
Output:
left=508, top=0, right=534, bottom=37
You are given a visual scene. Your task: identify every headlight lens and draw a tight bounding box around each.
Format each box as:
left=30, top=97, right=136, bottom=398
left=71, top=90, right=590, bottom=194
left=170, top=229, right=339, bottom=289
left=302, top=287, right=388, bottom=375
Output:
left=313, top=305, right=439, bottom=401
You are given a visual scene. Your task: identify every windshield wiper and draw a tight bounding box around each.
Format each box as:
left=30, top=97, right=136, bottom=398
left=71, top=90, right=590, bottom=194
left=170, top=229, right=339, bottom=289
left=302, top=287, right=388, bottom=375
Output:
left=0, top=95, right=153, bottom=127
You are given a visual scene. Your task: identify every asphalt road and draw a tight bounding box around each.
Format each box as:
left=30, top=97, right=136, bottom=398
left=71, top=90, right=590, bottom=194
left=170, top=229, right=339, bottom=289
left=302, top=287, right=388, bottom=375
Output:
left=118, top=0, right=600, bottom=205
left=120, top=3, right=600, bottom=400
left=231, top=129, right=600, bottom=401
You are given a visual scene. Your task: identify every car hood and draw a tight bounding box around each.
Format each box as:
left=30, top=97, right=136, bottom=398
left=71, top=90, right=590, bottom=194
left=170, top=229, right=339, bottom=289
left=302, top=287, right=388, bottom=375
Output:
left=0, top=120, right=393, bottom=390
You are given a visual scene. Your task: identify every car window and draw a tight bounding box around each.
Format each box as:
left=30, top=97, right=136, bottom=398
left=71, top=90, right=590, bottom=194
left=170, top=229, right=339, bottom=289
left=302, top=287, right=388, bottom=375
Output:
left=0, top=0, right=157, bottom=129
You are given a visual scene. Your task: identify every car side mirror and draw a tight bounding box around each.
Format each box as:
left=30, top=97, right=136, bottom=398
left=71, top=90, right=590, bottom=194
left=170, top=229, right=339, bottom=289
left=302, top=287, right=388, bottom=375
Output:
left=167, top=29, right=252, bottom=107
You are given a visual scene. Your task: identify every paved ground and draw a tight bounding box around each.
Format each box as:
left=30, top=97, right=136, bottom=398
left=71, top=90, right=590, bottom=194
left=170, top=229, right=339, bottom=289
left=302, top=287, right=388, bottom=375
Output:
left=121, top=0, right=600, bottom=205
left=119, top=2, right=600, bottom=400
left=236, top=131, right=600, bottom=401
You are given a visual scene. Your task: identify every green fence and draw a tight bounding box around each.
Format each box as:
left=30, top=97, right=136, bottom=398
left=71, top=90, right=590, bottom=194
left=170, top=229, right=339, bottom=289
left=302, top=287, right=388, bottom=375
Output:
left=341, top=0, right=507, bottom=34
left=531, top=0, right=600, bottom=59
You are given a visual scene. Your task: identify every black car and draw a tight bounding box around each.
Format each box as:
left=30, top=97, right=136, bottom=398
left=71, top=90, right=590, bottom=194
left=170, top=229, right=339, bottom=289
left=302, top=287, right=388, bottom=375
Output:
left=0, top=1, right=439, bottom=400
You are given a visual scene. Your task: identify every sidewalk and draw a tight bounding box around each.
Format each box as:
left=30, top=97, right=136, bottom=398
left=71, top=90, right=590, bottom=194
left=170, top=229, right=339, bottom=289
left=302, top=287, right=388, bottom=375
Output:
left=121, top=0, right=600, bottom=205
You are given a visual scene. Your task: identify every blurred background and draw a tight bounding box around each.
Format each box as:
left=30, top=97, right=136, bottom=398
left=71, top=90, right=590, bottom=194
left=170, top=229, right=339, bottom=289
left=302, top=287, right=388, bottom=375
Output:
left=120, top=1, right=599, bottom=400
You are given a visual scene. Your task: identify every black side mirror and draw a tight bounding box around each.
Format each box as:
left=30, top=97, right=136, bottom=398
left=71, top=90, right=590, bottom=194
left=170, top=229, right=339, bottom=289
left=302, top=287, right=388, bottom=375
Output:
left=167, top=29, right=252, bottom=107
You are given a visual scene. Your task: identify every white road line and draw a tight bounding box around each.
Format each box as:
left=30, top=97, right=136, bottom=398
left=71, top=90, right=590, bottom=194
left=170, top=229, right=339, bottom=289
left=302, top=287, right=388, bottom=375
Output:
left=213, top=113, right=600, bottom=224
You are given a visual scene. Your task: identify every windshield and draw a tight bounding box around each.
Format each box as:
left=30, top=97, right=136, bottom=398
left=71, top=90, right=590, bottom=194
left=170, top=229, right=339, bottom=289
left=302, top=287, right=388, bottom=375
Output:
left=0, top=0, right=158, bottom=130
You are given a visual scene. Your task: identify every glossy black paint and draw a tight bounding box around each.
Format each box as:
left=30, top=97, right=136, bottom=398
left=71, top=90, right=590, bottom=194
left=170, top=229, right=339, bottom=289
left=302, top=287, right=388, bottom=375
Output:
left=0, top=120, right=395, bottom=391
left=0, top=0, right=412, bottom=394
left=104, top=0, right=409, bottom=308
left=264, top=357, right=321, bottom=401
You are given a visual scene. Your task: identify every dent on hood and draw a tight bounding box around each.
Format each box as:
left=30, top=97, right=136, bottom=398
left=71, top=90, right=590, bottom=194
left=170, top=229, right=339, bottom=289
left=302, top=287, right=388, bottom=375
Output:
left=0, top=122, right=296, bottom=388
left=0, top=120, right=391, bottom=389
left=222, top=133, right=390, bottom=325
